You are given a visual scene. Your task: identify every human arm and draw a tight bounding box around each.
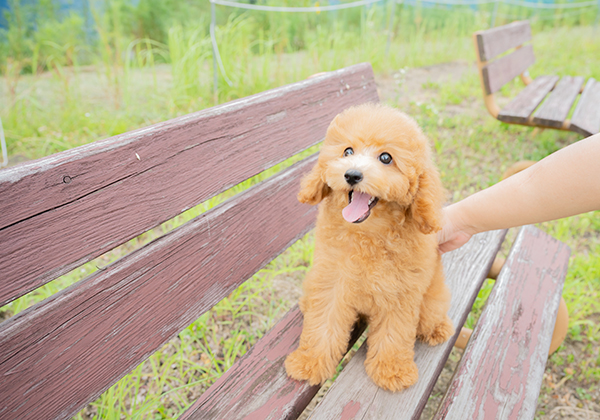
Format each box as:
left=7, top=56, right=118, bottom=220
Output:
left=438, top=133, right=600, bottom=254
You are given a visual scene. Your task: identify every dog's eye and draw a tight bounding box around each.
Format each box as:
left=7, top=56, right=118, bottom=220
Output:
left=379, top=152, right=392, bottom=164
left=343, top=148, right=354, bottom=157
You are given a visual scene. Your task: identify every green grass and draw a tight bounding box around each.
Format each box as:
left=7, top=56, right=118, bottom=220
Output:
left=1, top=2, right=600, bottom=418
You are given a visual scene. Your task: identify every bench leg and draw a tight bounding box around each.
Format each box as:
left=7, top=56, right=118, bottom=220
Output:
left=549, top=296, right=569, bottom=355
left=531, top=127, right=546, bottom=137
left=454, top=327, right=472, bottom=350
left=501, top=160, right=537, bottom=180
left=487, top=256, right=505, bottom=280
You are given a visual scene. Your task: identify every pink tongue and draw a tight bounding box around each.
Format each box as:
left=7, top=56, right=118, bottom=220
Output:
left=342, top=191, right=371, bottom=223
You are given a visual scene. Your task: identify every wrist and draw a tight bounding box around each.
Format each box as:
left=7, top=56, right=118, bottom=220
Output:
left=447, top=200, right=480, bottom=237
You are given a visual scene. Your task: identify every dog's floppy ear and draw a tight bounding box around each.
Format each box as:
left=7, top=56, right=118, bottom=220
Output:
left=410, top=164, right=444, bottom=235
left=298, top=163, right=331, bottom=205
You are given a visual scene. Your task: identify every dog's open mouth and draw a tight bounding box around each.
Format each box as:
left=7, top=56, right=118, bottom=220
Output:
left=342, top=190, right=379, bottom=223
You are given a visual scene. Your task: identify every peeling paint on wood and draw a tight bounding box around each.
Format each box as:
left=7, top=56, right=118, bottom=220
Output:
left=0, top=63, right=379, bottom=306
left=433, top=226, right=570, bottom=420
left=340, top=401, right=362, bottom=420
left=308, top=229, right=508, bottom=420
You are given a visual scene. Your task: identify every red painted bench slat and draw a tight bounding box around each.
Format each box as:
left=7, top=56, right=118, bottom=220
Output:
left=570, top=78, right=600, bottom=137
left=498, top=75, right=559, bottom=125
left=434, top=226, right=570, bottom=420
left=0, top=63, right=378, bottom=306
left=475, top=20, right=532, bottom=62
left=308, top=229, right=508, bottom=420
left=482, top=45, right=535, bottom=95
left=0, top=156, right=320, bottom=420
left=532, top=76, right=585, bottom=129
left=179, top=307, right=367, bottom=420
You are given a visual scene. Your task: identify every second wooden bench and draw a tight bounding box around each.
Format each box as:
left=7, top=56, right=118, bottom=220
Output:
left=474, top=20, right=600, bottom=137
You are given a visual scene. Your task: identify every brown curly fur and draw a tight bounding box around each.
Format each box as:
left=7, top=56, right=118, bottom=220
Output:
left=285, top=103, right=454, bottom=392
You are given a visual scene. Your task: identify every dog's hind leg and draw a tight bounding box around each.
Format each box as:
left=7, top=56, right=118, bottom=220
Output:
left=285, top=283, right=357, bottom=385
left=417, top=257, right=454, bottom=346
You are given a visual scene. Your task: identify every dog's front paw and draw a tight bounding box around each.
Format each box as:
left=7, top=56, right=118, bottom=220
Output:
left=285, top=348, right=336, bottom=385
left=365, top=356, right=418, bottom=392
left=418, top=316, right=454, bottom=346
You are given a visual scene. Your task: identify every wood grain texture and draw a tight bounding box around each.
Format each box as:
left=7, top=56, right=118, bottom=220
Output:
left=532, top=76, right=585, bottom=128
left=434, top=226, right=570, bottom=420
left=0, top=156, right=319, bottom=420
left=475, top=21, right=532, bottom=62
left=0, top=63, right=379, bottom=306
left=570, top=78, right=600, bottom=137
left=482, top=45, right=535, bottom=94
left=498, top=75, right=559, bottom=124
left=308, top=229, right=508, bottom=420
left=179, top=309, right=367, bottom=420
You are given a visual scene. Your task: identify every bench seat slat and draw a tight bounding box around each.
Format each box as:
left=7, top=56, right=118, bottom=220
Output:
left=475, top=21, right=532, bottom=62
left=570, top=78, right=600, bottom=137
left=0, top=156, right=318, bottom=420
left=434, top=226, right=570, bottom=420
left=179, top=307, right=367, bottom=420
left=498, top=75, right=559, bottom=125
left=0, top=63, right=378, bottom=306
left=308, top=229, right=508, bottom=420
left=532, top=76, right=585, bottom=128
left=482, top=45, right=535, bottom=95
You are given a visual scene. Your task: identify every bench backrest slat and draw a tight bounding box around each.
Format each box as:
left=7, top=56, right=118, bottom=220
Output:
left=481, top=45, right=535, bottom=94
left=0, top=63, right=378, bottom=306
left=475, top=20, right=531, bottom=62
left=0, top=156, right=319, bottom=420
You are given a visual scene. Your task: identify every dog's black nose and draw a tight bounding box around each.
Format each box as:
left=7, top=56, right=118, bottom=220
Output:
left=344, top=169, right=363, bottom=186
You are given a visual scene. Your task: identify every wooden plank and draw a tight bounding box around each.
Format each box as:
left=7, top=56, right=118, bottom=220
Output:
left=308, top=229, right=508, bottom=420
left=179, top=308, right=367, bottom=420
left=0, top=156, right=319, bottom=420
left=570, top=78, right=600, bottom=137
left=482, top=45, right=535, bottom=94
left=475, top=21, right=532, bottom=62
left=498, top=75, right=559, bottom=124
left=434, top=226, right=570, bottom=420
left=0, top=63, right=379, bottom=306
left=532, top=76, right=585, bottom=128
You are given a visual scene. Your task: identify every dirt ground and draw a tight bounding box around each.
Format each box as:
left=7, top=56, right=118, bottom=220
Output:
left=377, top=60, right=474, bottom=111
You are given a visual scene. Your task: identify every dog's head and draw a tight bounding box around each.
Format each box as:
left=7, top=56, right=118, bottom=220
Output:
left=299, top=103, right=444, bottom=234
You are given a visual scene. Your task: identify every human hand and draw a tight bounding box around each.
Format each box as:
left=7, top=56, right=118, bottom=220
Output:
left=437, top=205, right=476, bottom=254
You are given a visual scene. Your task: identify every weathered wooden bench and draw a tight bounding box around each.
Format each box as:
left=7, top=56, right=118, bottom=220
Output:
left=474, top=20, right=600, bottom=137
left=0, top=63, right=570, bottom=420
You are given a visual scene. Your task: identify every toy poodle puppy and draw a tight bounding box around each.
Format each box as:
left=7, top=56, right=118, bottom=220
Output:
left=285, top=103, right=454, bottom=392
